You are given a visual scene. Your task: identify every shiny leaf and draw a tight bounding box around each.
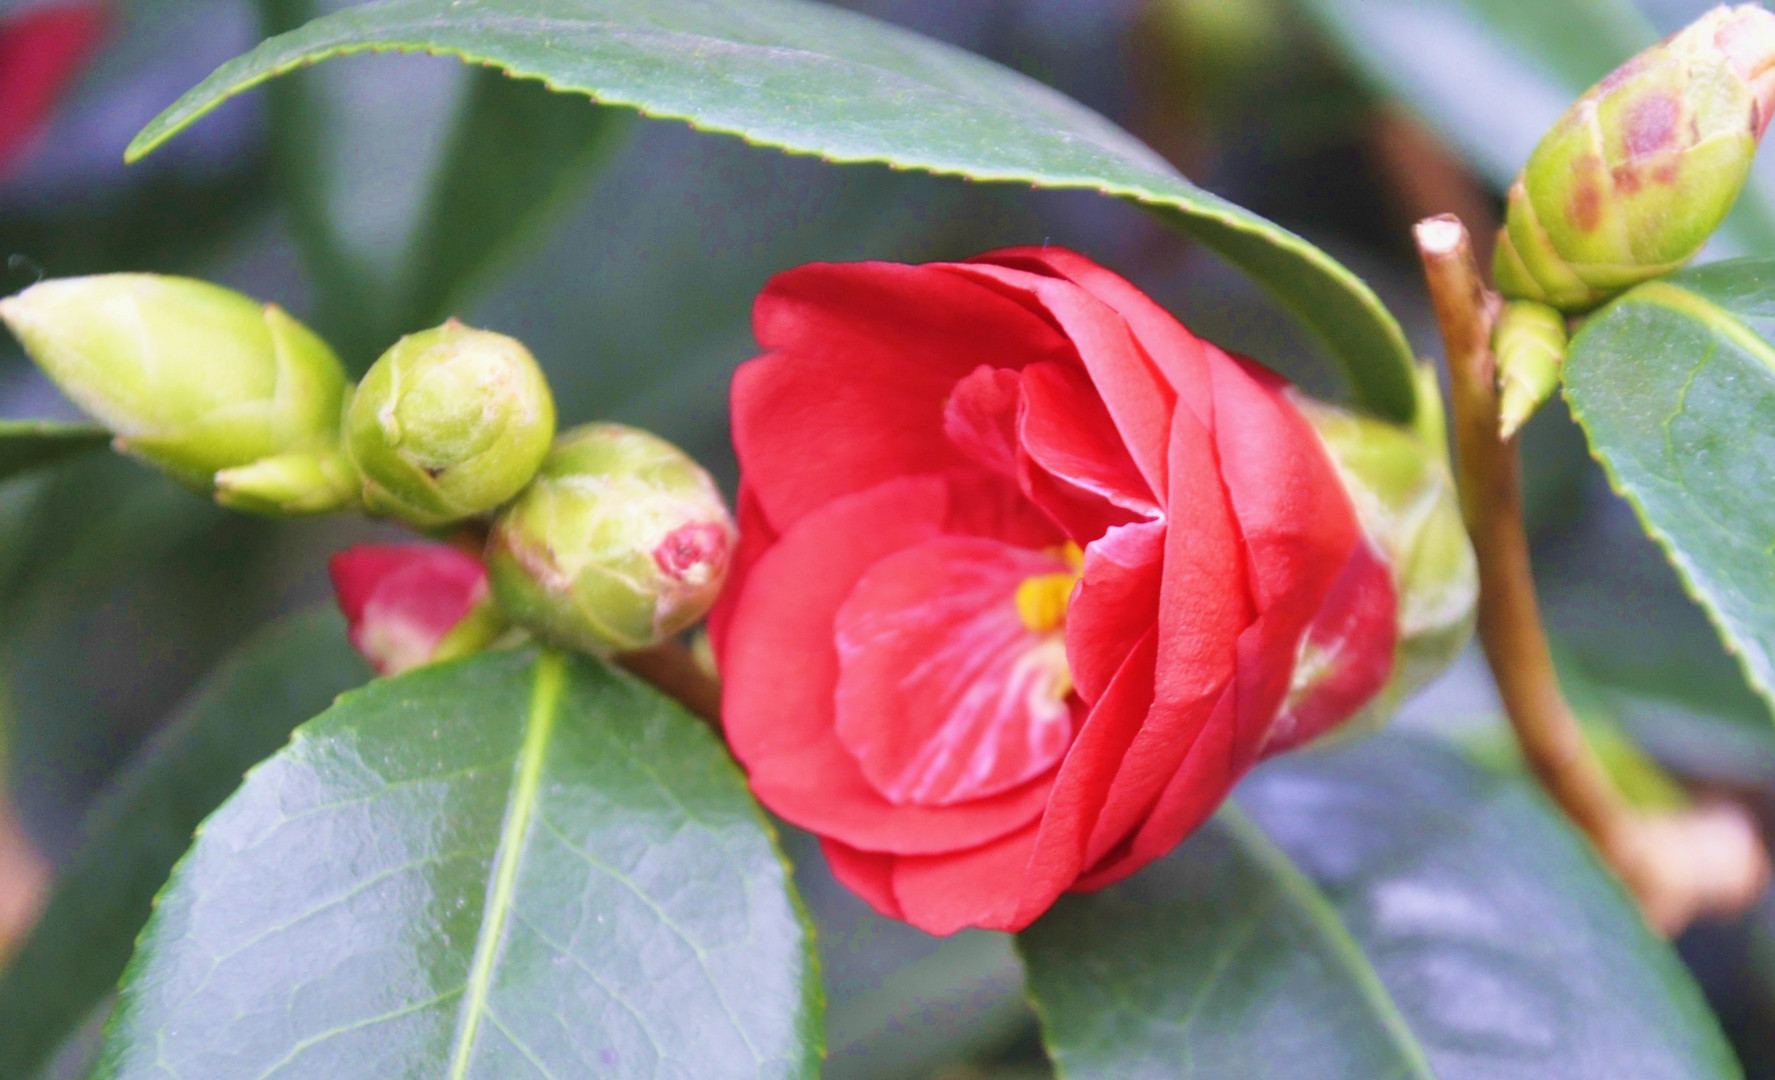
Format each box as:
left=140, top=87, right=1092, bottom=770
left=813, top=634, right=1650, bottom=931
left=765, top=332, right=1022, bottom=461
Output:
left=130, top=0, right=1419, bottom=420
left=0, top=420, right=108, bottom=481
left=1564, top=257, right=1775, bottom=717
left=90, top=647, right=820, bottom=1080
left=1020, top=736, right=1736, bottom=1079
left=0, top=608, right=370, bottom=1080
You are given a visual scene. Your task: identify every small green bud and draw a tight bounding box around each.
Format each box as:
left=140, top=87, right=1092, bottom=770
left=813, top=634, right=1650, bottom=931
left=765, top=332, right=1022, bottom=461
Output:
left=486, top=423, right=737, bottom=655
left=214, top=446, right=359, bottom=516
left=0, top=274, right=348, bottom=492
left=1296, top=392, right=1478, bottom=726
left=1495, top=4, right=1775, bottom=311
left=345, top=319, right=555, bottom=528
left=1494, top=300, right=1570, bottom=439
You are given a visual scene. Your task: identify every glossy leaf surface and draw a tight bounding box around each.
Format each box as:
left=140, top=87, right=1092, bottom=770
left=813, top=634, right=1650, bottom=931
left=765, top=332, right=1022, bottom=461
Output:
left=1565, top=257, right=1775, bottom=716
left=130, top=0, right=1418, bottom=420
left=90, top=647, right=820, bottom=1080
left=1021, top=736, right=1735, bottom=1079
left=0, top=420, right=108, bottom=480
left=0, top=608, right=370, bottom=1080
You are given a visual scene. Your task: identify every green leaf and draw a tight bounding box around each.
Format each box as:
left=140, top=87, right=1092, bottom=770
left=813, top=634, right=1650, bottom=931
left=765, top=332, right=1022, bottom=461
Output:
left=1020, top=735, right=1736, bottom=1079
left=0, top=607, right=370, bottom=1080
left=90, top=647, right=820, bottom=1080
left=0, top=421, right=108, bottom=481
left=1564, top=257, right=1775, bottom=718
left=1289, top=0, right=1775, bottom=253
left=129, top=0, right=1418, bottom=421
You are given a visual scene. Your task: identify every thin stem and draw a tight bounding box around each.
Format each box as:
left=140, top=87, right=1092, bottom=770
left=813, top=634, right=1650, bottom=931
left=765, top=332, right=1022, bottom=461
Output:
left=1415, top=213, right=1768, bottom=934
left=617, top=639, right=723, bottom=731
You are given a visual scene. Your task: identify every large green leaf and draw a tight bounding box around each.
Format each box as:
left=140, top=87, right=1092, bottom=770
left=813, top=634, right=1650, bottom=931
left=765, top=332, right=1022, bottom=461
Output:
left=0, top=608, right=370, bottom=1080
left=1289, top=0, right=1775, bottom=253
left=1564, top=257, right=1775, bottom=716
left=90, top=647, right=820, bottom=1080
left=129, top=0, right=1418, bottom=420
left=0, top=421, right=108, bottom=481
left=1020, top=736, right=1736, bottom=1079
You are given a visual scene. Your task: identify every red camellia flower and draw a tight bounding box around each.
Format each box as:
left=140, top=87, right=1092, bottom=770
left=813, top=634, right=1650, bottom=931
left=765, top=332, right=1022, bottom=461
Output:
left=0, top=2, right=108, bottom=179
left=330, top=542, right=506, bottom=676
left=711, top=247, right=1405, bottom=934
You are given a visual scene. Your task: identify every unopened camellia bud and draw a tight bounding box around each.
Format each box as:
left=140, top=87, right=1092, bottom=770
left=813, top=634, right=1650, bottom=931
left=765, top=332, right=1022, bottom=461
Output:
left=0, top=274, right=350, bottom=504
left=1295, top=377, right=1478, bottom=728
left=1495, top=4, right=1775, bottom=313
left=346, top=319, right=555, bottom=528
left=1494, top=300, right=1570, bottom=439
left=486, top=422, right=736, bottom=655
left=329, top=542, right=508, bottom=676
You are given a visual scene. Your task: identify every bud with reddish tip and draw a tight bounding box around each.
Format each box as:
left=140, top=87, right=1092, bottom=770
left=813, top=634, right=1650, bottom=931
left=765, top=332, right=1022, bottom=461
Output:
left=0, top=274, right=351, bottom=507
left=329, top=542, right=508, bottom=676
left=345, top=319, right=556, bottom=528
left=1495, top=4, right=1775, bottom=313
left=486, top=423, right=736, bottom=654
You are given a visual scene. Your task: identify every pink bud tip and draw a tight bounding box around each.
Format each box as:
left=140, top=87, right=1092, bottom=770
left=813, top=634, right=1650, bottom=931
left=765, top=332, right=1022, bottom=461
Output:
left=0, top=2, right=110, bottom=180
left=652, top=521, right=732, bottom=586
left=329, top=543, right=494, bottom=676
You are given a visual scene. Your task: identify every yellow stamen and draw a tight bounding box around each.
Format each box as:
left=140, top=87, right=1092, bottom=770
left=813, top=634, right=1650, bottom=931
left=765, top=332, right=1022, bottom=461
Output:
left=1016, top=571, right=1077, bottom=633
left=1057, top=541, right=1085, bottom=574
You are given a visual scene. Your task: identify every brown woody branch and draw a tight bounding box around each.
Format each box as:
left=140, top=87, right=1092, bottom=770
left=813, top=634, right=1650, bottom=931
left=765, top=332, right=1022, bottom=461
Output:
left=1415, top=214, right=1769, bottom=934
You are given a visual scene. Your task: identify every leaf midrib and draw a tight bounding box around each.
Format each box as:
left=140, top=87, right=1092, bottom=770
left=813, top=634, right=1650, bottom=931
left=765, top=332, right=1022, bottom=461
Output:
left=446, top=648, right=566, bottom=1080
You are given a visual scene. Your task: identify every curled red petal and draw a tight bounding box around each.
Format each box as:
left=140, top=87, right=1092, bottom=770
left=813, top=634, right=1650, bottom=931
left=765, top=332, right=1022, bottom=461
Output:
left=737, top=261, right=1073, bottom=534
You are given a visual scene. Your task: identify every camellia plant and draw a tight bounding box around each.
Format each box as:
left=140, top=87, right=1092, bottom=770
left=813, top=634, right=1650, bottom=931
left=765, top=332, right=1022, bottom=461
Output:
left=4, top=1, right=1775, bottom=1078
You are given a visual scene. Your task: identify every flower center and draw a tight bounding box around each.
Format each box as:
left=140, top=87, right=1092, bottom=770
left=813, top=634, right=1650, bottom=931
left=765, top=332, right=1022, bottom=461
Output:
left=1012, top=541, right=1083, bottom=700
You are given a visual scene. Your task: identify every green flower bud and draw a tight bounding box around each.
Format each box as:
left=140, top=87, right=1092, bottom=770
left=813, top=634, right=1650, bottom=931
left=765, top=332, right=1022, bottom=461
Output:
left=214, top=446, right=359, bottom=516
left=345, top=319, right=555, bottom=528
left=486, top=423, right=736, bottom=655
left=0, top=274, right=348, bottom=493
left=1296, top=385, right=1478, bottom=727
left=1495, top=4, right=1775, bottom=312
left=1494, top=300, right=1570, bottom=439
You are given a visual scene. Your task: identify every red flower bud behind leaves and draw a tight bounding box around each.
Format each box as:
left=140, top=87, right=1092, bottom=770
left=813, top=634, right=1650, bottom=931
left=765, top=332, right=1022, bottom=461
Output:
left=712, top=247, right=1442, bottom=934
left=0, top=2, right=108, bottom=180
left=329, top=543, right=506, bottom=676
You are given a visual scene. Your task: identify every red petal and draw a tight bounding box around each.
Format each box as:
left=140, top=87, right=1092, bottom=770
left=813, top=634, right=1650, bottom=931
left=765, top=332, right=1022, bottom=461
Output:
left=737, top=262, right=1073, bottom=534
left=706, top=484, right=776, bottom=664
left=969, top=247, right=1215, bottom=428
left=1064, top=520, right=1164, bottom=705
left=943, top=262, right=1176, bottom=498
left=821, top=839, right=904, bottom=921
left=1205, top=348, right=1361, bottom=770
left=0, top=3, right=107, bottom=179
left=1074, top=682, right=1239, bottom=891
left=720, top=477, right=1051, bottom=854
left=891, top=823, right=1042, bottom=935
left=944, top=366, right=1023, bottom=479
left=1018, top=360, right=1157, bottom=541
left=1009, top=628, right=1161, bottom=923
left=1264, top=540, right=1398, bottom=756
left=834, top=536, right=1077, bottom=806
left=1082, top=404, right=1247, bottom=865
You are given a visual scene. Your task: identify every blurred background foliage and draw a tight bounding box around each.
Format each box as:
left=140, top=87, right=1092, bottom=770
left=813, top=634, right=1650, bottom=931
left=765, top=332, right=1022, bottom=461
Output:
left=4, top=0, right=1775, bottom=1076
